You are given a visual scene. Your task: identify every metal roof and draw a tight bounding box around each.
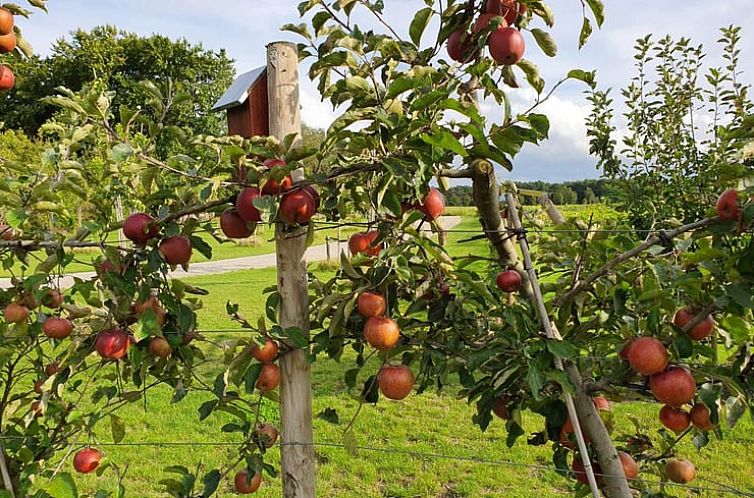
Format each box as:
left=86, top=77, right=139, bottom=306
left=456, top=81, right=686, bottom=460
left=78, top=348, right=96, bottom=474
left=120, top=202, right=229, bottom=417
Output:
left=211, top=66, right=267, bottom=112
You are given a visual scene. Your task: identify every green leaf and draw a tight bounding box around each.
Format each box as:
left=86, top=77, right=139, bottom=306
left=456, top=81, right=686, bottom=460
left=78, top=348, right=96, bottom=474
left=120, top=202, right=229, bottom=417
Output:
left=45, top=472, right=78, bottom=498
left=283, top=326, right=309, bottom=349
left=579, top=17, right=593, bottom=49
left=585, top=0, right=605, bottom=27
left=382, top=189, right=402, bottom=218
left=201, top=469, right=221, bottom=496
left=420, top=130, right=468, bottom=157
left=526, top=363, right=545, bottom=399
left=516, top=59, right=544, bottom=93
left=567, top=69, right=596, bottom=88
left=409, top=7, right=433, bottom=46
left=530, top=29, right=557, bottom=57
left=111, top=143, right=135, bottom=163
left=110, top=414, right=125, bottom=444
left=198, top=400, right=218, bottom=421
left=725, top=396, right=747, bottom=429
left=546, top=340, right=577, bottom=359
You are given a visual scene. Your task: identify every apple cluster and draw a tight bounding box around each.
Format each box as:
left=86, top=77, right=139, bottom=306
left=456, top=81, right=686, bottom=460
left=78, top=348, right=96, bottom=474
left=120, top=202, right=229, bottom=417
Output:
left=446, top=0, right=527, bottom=66
left=0, top=8, right=16, bottom=91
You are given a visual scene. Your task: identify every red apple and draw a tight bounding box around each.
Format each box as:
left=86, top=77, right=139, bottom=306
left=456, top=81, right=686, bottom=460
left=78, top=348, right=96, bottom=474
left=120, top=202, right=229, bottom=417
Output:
left=256, top=364, right=280, bottom=392
left=251, top=339, right=279, bottom=363
left=357, top=292, right=386, bottom=318
left=418, top=188, right=445, bottom=220
left=716, top=188, right=739, bottom=221
left=488, top=26, right=526, bottom=65
left=593, top=396, right=611, bottom=412
left=234, top=470, right=262, bottom=494
left=665, top=459, right=696, bottom=484
left=45, top=362, right=60, bottom=377
left=572, top=456, right=601, bottom=486
left=559, top=418, right=590, bottom=449
left=96, top=329, right=132, bottom=361
left=134, top=294, right=166, bottom=327
left=649, top=367, right=696, bottom=407
left=254, top=423, right=278, bottom=449
left=473, top=13, right=505, bottom=37
left=0, top=8, right=14, bottom=36
left=236, top=187, right=263, bottom=222
left=0, top=65, right=14, bottom=91
left=33, top=379, right=44, bottom=394
left=73, top=448, right=101, bottom=474
left=377, top=364, right=414, bottom=400
left=447, top=29, right=473, bottom=63
left=159, top=235, right=192, bottom=266
left=363, top=231, right=382, bottom=256
left=673, top=308, right=714, bottom=341
left=627, top=337, right=668, bottom=375
left=0, top=224, right=14, bottom=240
left=496, top=270, right=522, bottom=293
left=4, top=302, right=29, bottom=323
left=618, top=451, right=639, bottom=480
left=363, top=316, right=400, bottom=351
left=31, top=400, right=43, bottom=418
left=659, top=405, right=691, bottom=433
left=43, top=317, right=73, bottom=340
left=261, top=159, right=293, bottom=196
left=492, top=396, right=510, bottom=420
left=42, top=288, right=64, bottom=308
left=690, top=403, right=715, bottom=431
left=148, top=336, right=172, bottom=358
left=220, top=208, right=253, bottom=239
left=123, top=213, right=159, bottom=245
left=348, top=233, right=369, bottom=255
left=279, top=189, right=317, bottom=225
left=485, top=0, right=527, bottom=24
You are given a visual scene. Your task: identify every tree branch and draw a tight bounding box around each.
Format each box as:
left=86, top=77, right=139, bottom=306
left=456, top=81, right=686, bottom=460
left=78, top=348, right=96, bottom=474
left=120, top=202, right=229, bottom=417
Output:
left=439, top=167, right=473, bottom=179
left=554, top=217, right=717, bottom=307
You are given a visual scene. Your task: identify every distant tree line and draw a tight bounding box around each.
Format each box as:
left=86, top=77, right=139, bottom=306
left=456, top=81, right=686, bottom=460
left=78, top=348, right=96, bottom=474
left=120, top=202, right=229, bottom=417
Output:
left=444, top=179, right=620, bottom=206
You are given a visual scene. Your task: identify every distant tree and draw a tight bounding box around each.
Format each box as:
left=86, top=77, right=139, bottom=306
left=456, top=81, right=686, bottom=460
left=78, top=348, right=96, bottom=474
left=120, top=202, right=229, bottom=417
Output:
left=0, top=26, right=235, bottom=151
left=583, top=187, right=597, bottom=204
left=553, top=185, right=578, bottom=205
left=444, top=185, right=473, bottom=206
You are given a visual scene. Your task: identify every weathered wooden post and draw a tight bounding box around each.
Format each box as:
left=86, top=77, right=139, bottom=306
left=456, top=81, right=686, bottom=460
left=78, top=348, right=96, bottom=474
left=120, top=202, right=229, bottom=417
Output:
left=267, top=41, right=316, bottom=498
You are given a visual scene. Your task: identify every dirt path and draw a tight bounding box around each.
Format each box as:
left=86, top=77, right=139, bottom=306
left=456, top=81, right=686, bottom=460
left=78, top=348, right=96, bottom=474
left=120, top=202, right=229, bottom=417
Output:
left=0, top=216, right=461, bottom=288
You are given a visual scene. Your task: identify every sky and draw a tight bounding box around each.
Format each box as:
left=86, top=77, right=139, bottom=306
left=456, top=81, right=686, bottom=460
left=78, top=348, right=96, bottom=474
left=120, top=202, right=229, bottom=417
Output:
left=14, top=0, right=754, bottom=182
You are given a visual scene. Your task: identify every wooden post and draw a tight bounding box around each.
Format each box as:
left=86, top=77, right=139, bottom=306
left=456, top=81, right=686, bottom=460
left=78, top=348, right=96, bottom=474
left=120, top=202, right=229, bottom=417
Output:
left=505, top=194, right=601, bottom=498
left=326, top=236, right=331, bottom=262
left=267, top=41, right=316, bottom=498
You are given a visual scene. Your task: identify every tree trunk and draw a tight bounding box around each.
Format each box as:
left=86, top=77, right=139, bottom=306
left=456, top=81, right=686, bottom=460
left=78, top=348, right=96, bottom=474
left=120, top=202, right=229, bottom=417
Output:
left=268, top=41, right=316, bottom=498
left=470, top=160, right=533, bottom=298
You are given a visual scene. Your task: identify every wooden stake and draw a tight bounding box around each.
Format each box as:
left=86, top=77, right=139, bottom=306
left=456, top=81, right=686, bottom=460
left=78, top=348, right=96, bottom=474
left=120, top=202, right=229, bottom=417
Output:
left=267, top=41, right=316, bottom=498
left=0, top=443, right=15, bottom=498
left=505, top=194, right=601, bottom=498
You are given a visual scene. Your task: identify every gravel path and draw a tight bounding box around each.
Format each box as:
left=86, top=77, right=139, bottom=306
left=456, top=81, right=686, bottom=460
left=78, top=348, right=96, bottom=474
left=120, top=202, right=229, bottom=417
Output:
left=0, top=216, right=461, bottom=288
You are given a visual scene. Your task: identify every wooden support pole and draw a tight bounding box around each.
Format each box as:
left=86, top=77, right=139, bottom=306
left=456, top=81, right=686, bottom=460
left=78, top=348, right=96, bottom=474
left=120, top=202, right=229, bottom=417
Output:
left=505, top=194, right=601, bottom=498
left=267, top=41, right=316, bottom=498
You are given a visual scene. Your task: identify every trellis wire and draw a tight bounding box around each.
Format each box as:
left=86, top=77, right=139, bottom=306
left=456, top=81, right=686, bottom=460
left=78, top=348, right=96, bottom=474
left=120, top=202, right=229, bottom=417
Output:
left=0, top=436, right=750, bottom=496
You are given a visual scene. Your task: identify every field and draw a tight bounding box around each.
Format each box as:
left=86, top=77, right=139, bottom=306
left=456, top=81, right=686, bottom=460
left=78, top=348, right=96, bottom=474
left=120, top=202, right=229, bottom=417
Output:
left=67, top=210, right=754, bottom=497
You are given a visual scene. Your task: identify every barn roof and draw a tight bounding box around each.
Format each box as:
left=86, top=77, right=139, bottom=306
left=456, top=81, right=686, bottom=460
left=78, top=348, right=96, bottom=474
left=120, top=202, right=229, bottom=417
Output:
left=212, top=66, right=267, bottom=112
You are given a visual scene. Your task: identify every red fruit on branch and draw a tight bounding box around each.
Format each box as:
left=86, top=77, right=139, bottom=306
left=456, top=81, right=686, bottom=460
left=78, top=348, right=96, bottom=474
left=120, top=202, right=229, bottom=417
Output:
left=618, top=451, right=639, bottom=480
left=715, top=188, right=739, bottom=221
left=593, top=396, right=611, bottom=412
left=96, top=329, right=132, bottom=361
left=0, top=65, right=14, bottom=91
left=665, top=459, right=696, bottom=484
left=572, top=456, right=601, bottom=486
left=673, top=308, right=714, bottom=340
left=348, top=233, right=369, bottom=255
left=559, top=418, right=590, bottom=448
left=234, top=470, right=262, bottom=494
left=496, top=270, right=522, bottom=293
left=627, top=337, right=668, bottom=375
left=357, top=292, right=386, bottom=318
left=363, top=316, right=400, bottom=351
left=659, top=405, right=691, bottom=433
left=690, top=403, right=715, bottom=431
left=123, top=213, right=159, bottom=245
left=159, top=235, right=192, bottom=267
left=31, top=400, right=43, bottom=418
left=0, top=31, right=16, bottom=54
left=33, top=379, right=44, bottom=394
left=254, top=422, right=279, bottom=449
left=43, top=288, right=64, bottom=308
left=489, top=26, right=526, bottom=65
left=279, top=189, right=317, bottom=225
left=261, top=159, right=292, bottom=196
left=418, top=188, right=445, bottom=220
left=363, top=231, right=382, bottom=256
left=251, top=339, right=279, bottom=363
left=73, top=448, right=101, bottom=474
left=492, top=397, right=510, bottom=420
left=220, top=208, right=253, bottom=239
left=148, top=337, right=172, bottom=358
left=650, top=367, right=696, bottom=406
left=473, top=13, right=504, bottom=37
left=43, top=317, right=73, bottom=340
left=377, top=364, right=414, bottom=400
left=0, top=224, right=14, bottom=240
left=486, top=0, right=527, bottom=24
left=236, top=187, right=263, bottom=222
left=0, top=8, right=14, bottom=35
left=45, top=362, right=60, bottom=377
left=447, top=29, right=473, bottom=63
left=134, top=294, right=166, bottom=327
left=256, top=364, right=280, bottom=392
left=4, top=302, right=29, bottom=323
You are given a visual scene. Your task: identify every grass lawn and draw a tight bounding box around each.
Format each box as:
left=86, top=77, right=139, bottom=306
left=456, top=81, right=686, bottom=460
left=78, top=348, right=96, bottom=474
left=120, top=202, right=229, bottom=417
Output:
left=55, top=212, right=754, bottom=496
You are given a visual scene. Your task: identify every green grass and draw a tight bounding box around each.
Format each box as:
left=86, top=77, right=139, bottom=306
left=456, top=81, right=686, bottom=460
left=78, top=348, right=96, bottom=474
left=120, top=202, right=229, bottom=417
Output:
left=46, top=213, right=754, bottom=496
